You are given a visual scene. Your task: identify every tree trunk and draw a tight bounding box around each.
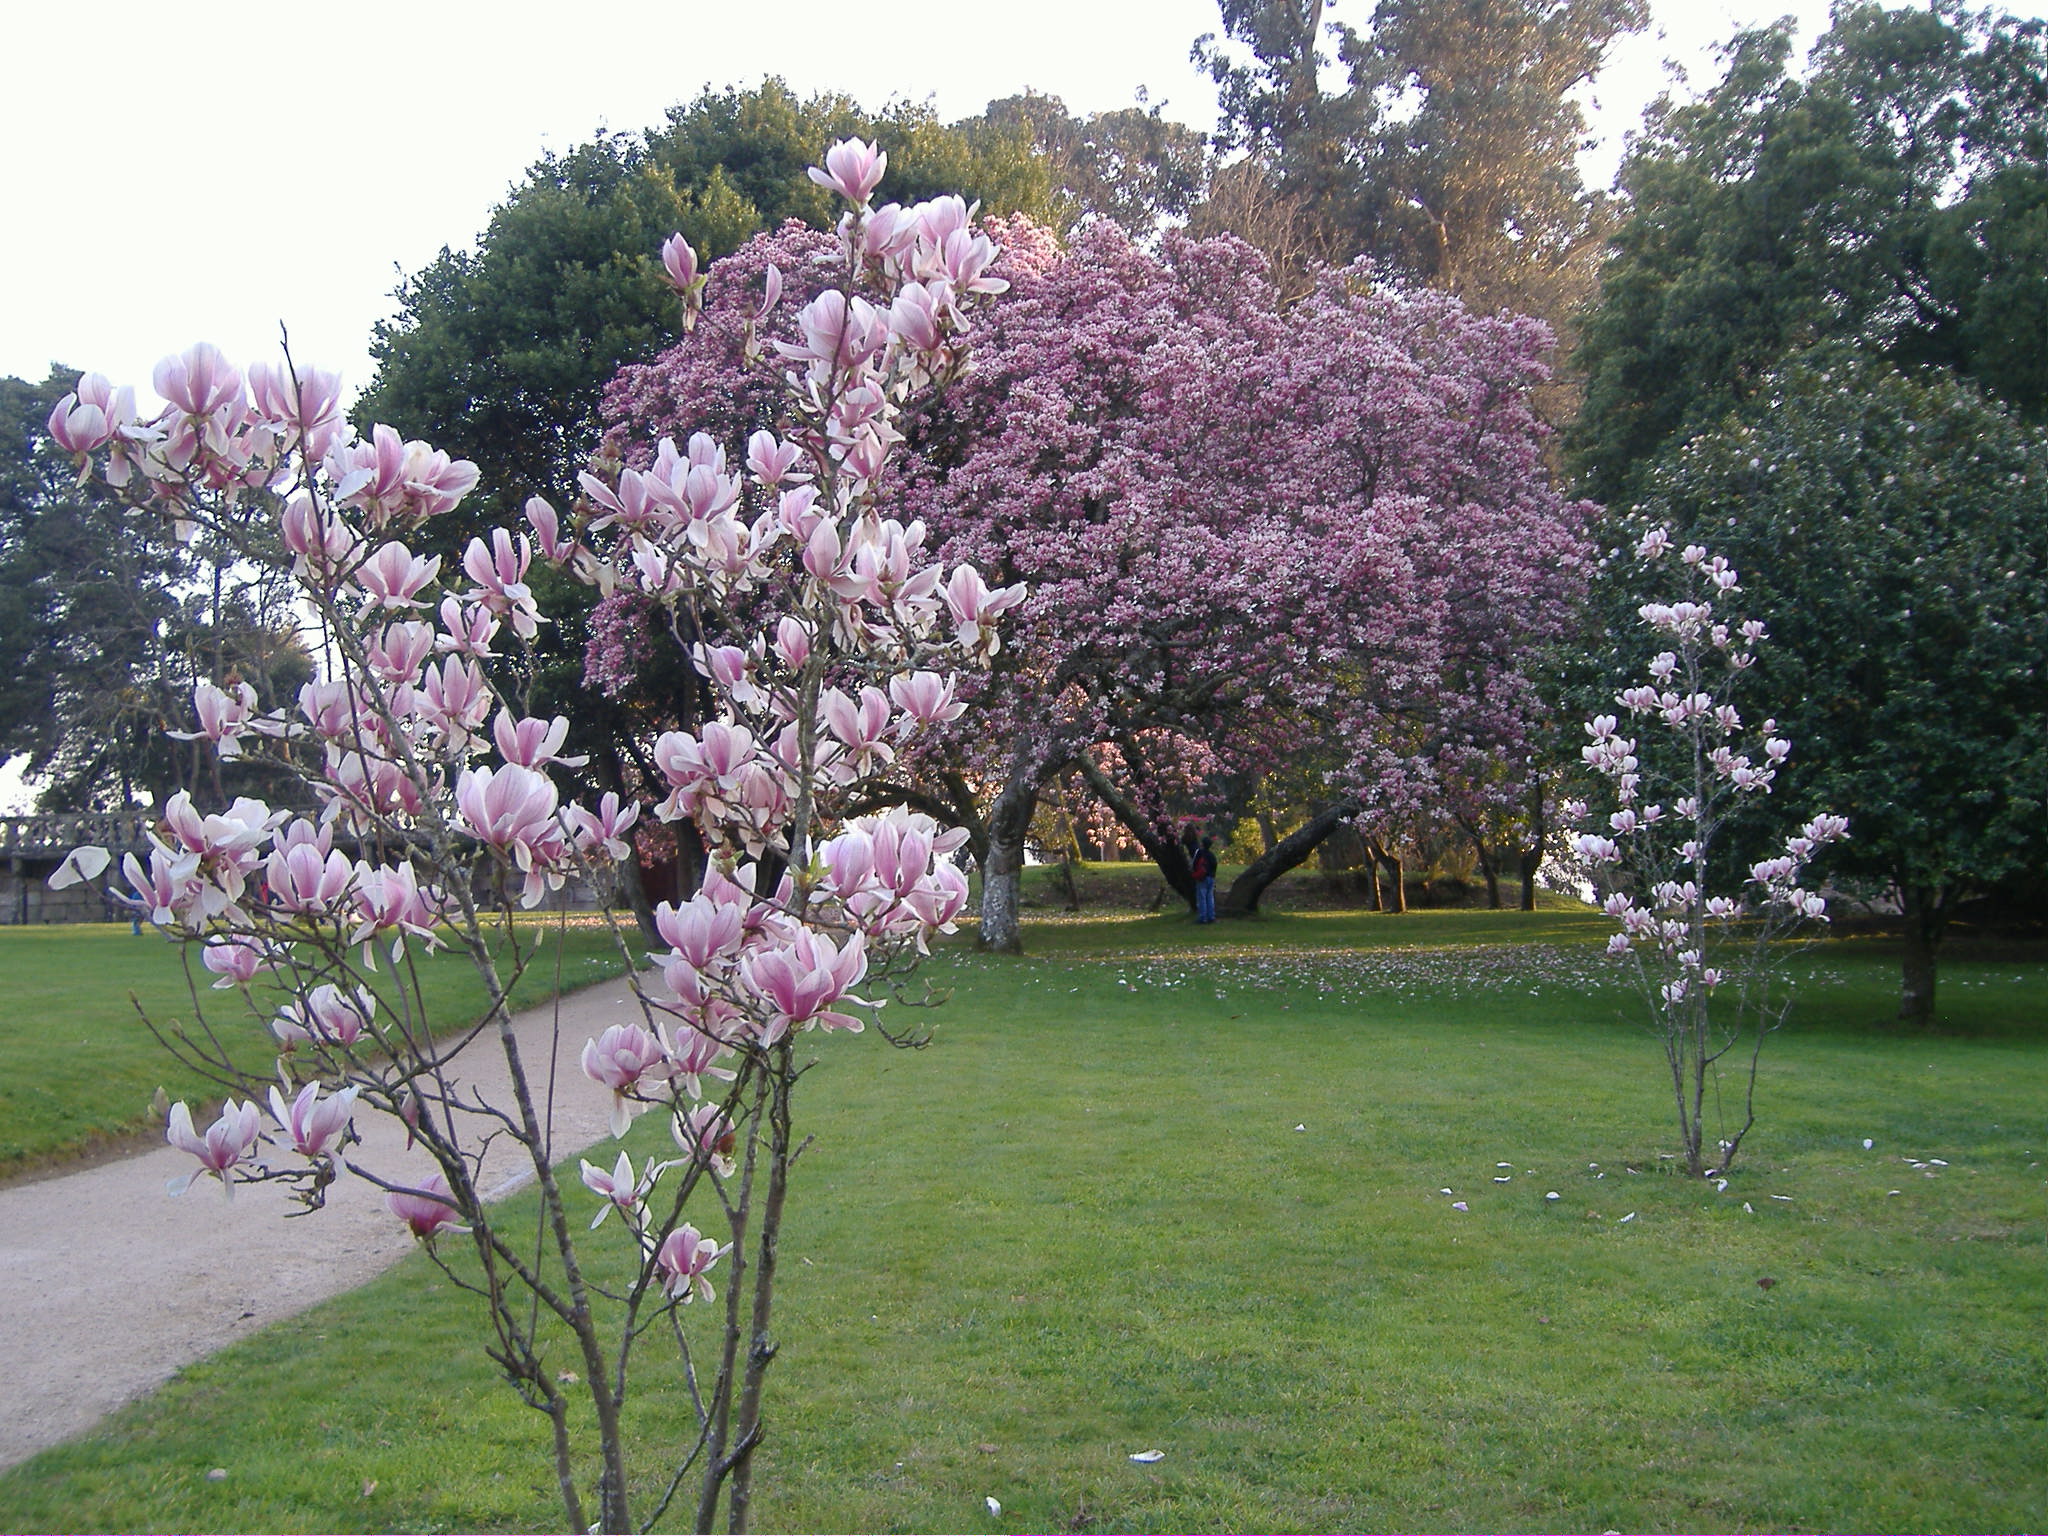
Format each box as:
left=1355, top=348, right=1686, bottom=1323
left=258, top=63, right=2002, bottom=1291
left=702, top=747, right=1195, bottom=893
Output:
left=1517, top=787, right=1546, bottom=912
left=1220, top=796, right=1361, bottom=915
left=1898, top=883, right=1949, bottom=1027
left=977, top=766, right=1039, bottom=955
left=1073, top=751, right=1196, bottom=910
left=1363, top=836, right=1407, bottom=914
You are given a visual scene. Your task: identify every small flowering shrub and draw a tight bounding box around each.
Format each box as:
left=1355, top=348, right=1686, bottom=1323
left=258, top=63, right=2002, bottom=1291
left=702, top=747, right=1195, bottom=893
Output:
left=1572, top=530, right=1847, bottom=1176
left=45, top=140, right=1016, bottom=1534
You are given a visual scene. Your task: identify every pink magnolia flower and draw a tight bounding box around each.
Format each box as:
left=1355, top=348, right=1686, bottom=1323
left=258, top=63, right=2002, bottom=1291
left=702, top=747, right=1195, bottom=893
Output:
left=165, top=1098, right=262, bottom=1198
left=941, top=564, right=1026, bottom=653
left=268, top=1080, right=358, bottom=1159
left=46, top=373, right=130, bottom=455
left=653, top=1222, right=728, bottom=1303
left=808, top=138, right=887, bottom=205
left=659, top=233, right=701, bottom=295
left=273, top=983, right=376, bottom=1049
left=436, top=595, right=500, bottom=658
left=366, top=620, right=437, bottom=684
left=165, top=680, right=259, bottom=757
left=387, top=1171, right=469, bottom=1239
left=462, top=530, right=540, bottom=638
left=581, top=1022, right=678, bottom=1136
left=265, top=840, right=355, bottom=916
left=746, top=431, right=806, bottom=488
left=654, top=895, right=744, bottom=972
left=353, top=540, right=442, bottom=608
left=492, top=710, right=589, bottom=770
left=351, top=860, right=444, bottom=953
left=564, top=792, right=640, bottom=861
left=666, top=1025, right=736, bottom=1100
left=739, top=928, right=870, bottom=1041
left=455, top=764, right=560, bottom=855
left=279, top=493, right=359, bottom=581
left=525, top=495, right=574, bottom=561
left=672, top=1102, right=738, bottom=1178
left=153, top=343, right=243, bottom=419
left=247, top=361, right=345, bottom=458
left=200, top=934, right=274, bottom=988
left=579, top=1148, right=671, bottom=1230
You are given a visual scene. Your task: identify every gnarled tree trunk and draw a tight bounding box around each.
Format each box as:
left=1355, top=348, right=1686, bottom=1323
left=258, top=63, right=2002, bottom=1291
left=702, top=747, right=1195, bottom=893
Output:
left=1073, top=751, right=1196, bottom=910
left=1220, top=796, right=1361, bottom=915
left=977, top=763, right=1042, bottom=955
left=1363, top=834, right=1407, bottom=913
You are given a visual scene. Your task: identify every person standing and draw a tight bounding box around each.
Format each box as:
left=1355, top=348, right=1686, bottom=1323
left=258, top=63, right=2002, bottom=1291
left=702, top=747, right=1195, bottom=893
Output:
left=1190, top=835, right=1218, bottom=924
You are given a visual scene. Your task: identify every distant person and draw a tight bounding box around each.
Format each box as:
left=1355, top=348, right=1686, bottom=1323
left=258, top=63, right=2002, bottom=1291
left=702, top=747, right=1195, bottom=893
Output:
left=1190, top=835, right=1218, bottom=924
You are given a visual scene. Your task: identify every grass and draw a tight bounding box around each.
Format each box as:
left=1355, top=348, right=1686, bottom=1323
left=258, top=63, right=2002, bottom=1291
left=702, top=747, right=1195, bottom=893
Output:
left=1, top=913, right=2043, bottom=1532
left=0, top=917, right=642, bottom=1180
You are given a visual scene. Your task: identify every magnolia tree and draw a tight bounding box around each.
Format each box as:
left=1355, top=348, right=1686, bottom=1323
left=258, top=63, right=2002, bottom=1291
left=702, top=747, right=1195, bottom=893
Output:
left=1571, top=531, right=1846, bottom=1176
left=606, top=220, right=1591, bottom=946
left=45, top=141, right=1015, bottom=1534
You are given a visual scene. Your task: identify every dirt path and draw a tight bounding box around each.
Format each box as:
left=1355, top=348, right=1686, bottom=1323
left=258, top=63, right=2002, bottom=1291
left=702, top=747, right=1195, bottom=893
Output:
left=0, top=977, right=639, bottom=1472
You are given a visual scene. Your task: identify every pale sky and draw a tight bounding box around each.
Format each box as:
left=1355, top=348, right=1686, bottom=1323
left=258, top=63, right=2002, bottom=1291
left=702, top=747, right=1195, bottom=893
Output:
left=0, top=0, right=2027, bottom=809
left=4, top=0, right=1907, bottom=401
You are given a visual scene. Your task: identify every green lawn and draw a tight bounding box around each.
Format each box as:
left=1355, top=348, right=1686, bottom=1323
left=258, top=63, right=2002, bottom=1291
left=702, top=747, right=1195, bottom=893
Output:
left=1, top=914, right=2042, bottom=1532
left=0, top=918, right=642, bottom=1179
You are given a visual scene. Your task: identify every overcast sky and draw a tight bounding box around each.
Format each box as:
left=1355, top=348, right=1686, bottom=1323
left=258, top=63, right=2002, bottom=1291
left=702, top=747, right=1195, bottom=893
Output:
left=2, top=0, right=1917, bottom=401
left=0, top=0, right=2032, bottom=809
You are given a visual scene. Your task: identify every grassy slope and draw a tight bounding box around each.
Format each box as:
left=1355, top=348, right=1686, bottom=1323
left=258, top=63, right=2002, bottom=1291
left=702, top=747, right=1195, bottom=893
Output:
left=0, top=920, right=639, bottom=1178
left=1, top=915, right=2041, bottom=1533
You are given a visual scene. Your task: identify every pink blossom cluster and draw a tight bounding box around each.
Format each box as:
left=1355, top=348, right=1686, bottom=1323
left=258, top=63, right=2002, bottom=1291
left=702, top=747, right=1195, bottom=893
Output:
left=603, top=217, right=1590, bottom=872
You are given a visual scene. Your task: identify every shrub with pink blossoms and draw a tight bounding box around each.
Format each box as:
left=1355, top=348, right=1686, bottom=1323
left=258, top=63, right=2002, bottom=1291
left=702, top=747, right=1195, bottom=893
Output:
left=45, top=141, right=1014, bottom=1535
left=1571, top=530, right=1847, bottom=1176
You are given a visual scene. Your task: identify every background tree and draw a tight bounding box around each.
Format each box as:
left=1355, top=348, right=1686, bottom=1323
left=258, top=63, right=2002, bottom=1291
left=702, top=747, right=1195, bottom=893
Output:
left=1, top=370, right=308, bottom=812
left=1194, top=0, right=1645, bottom=397
left=359, top=82, right=1056, bottom=540
left=1618, top=349, right=2048, bottom=1027
left=604, top=218, right=1587, bottom=950
left=1570, top=1, right=2048, bottom=505
left=969, top=90, right=1211, bottom=240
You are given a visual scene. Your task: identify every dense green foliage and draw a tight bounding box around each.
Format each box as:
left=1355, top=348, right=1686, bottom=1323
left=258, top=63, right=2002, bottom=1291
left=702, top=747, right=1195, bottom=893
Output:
left=0, top=373, right=309, bottom=811
left=1194, top=0, right=1645, bottom=346
left=3, top=918, right=2043, bottom=1531
left=1571, top=1, right=2048, bottom=504
left=1621, top=350, right=2048, bottom=1022
left=357, top=81, right=1058, bottom=542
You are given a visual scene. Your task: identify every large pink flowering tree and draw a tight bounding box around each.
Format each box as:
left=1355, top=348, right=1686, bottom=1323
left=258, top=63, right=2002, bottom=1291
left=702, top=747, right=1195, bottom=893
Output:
left=605, top=216, right=1591, bottom=948
left=47, top=142, right=1013, bottom=1534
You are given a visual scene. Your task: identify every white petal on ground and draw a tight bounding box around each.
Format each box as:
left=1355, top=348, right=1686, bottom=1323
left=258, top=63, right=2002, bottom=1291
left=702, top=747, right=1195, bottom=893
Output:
left=1545, top=1191, right=1560, bottom=1201
left=1451, top=1201, right=1469, bottom=1211
left=985, top=1496, right=1001, bottom=1516
left=1129, top=1449, right=1166, bottom=1463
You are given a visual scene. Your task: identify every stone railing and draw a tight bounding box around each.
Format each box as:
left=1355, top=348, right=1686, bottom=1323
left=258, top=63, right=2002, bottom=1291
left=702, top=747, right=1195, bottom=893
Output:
left=1, top=813, right=156, bottom=860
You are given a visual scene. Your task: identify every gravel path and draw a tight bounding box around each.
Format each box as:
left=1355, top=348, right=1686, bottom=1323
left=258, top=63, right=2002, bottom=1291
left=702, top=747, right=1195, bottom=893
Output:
left=0, top=977, right=637, bottom=1472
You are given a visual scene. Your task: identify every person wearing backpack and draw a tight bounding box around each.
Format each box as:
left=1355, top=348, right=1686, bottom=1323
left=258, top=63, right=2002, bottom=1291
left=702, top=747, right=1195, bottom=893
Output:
left=1190, top=835, right=1218, bottom=924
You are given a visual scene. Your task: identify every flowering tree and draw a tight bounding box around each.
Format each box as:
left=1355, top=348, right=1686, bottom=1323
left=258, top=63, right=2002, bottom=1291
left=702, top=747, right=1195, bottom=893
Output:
left=45, top=142, right=1012, bottom=1534
left=1573, top=531, right=1847, bottom=1176
left=606, top=217, right=1591, bottom=947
